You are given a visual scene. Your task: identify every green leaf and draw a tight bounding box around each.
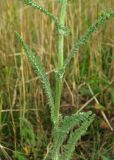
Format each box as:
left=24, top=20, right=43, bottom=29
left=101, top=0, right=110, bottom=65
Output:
left=22, top=0, right=70, bottom=35
left=61, top=113, right=95, bottom=160
left=20, top=118, right=36, bottom=146
left=23, top=0, right=58, bottom=23
left=63, top=9, right=114, bottom=72
left=52, top=111, right=94, bottom=159
left=15, top=32, right=55, bottom=123
left=101, top=155, right=111, bottom=160
left=14, top=151, right=27, bottom=160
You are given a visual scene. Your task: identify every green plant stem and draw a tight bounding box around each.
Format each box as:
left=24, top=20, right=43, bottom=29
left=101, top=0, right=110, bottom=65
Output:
left=54, top=0, right=67, bottom=127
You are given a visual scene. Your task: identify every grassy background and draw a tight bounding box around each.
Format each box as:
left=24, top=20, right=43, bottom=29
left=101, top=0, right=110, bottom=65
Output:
left=0, top=0, right=114, bottom=159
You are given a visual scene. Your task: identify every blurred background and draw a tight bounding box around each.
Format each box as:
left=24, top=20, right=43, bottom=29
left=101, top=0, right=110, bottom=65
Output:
left=0, top=0, right=114, bottom=159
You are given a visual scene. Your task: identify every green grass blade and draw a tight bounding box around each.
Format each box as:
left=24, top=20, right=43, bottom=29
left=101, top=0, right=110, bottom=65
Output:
left=15, top=32, right=55, bottom=123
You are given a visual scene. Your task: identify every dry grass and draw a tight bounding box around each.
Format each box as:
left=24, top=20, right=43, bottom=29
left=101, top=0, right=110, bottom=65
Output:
left=0, top=0, right=114, bottom=159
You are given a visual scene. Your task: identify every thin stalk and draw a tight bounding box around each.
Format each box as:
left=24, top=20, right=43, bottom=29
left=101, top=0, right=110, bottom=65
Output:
left=53, top=2, right=68, bottom=157
left=54, top=0, right=67, bottom=127
left=0, top=95, right=2, bottom=139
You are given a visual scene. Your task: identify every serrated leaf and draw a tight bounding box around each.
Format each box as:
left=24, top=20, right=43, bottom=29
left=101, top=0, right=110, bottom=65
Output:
left=23, top=0, right=58, bottom=23
left=52, top=111, right=94, bottom=159
left=22, top=0, right=70, bottom=35
left=15, top=32, right=55, bottom=123
left=63, top=9, right=114, bottom=73
left=61, top=113, right=95, bottom=160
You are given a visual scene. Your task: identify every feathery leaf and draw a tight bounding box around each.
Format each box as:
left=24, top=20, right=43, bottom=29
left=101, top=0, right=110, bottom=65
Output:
left=15, top=32, right=55, bottom=123
left=22, top=0, right=70, bottom=35
left=52, top=111, right=94, bottom=159
left=61, top=113, right=95, bottom=160
left=63, top=9, right=114, bottom=71
left=23, top=0, right=58, bottom=23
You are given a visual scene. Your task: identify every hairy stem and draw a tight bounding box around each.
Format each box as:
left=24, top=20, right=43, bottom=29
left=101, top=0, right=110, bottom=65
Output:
left=54, top=0, right=67, bottom=127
